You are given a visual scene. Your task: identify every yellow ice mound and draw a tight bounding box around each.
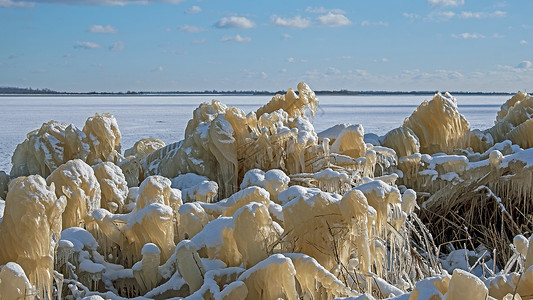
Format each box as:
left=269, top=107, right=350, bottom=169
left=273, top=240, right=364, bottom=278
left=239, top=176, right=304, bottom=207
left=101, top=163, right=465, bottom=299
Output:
left=403, top=92, right=470, bottom=154
left=189, top=201, right=281, bottom=269
left=330, top=124, right=367, bottom=159
left=496, top=91, right=530, bottom=123
left=0, top=171, right=8, bottom=200
left=92, top=162, right=128, bottom=213
left=47, top=159, right=101, bottom=229
left=133, top=243, right=162, bottom=294
left=83, top=113, right=122, bottom=165
left=10, top=121, right=89, bottom=178
left=92, top=175, right=180, bottom=266
left=485, top=92, right=533, bottom=150
left=178, top=202, right=210, bottom=239
left=142, top=82, right=321, bottom=198
left=280, top=185, right=390, bottom=279
left=381, top=127, right=420, bottom=158
left=240, top=169, right=290, bottom=203
left=0, top=262, right=33, bottom=299
left=237, top=254, right=298, bottom=300
left=10, top=113, right=124, bottom=180
left=125, top=175, right=178, bottom=263
left=0, top=175, right=66, bottom=299
left=255, top=82, right=318, bottom=119
left=120, top=138, right=166, bottom=187
left=233, top=202, right=279, bottom=268
left=124, top=138, right=165, bottom=157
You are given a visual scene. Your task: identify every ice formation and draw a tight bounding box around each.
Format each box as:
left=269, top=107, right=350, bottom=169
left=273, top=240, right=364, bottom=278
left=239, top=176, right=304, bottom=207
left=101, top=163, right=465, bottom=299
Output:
left=142, top=82, right=320, bottom=198
left=330, top=124, right=367, bottom=159
left=47, top=159, right=101, bottom=229
left=380, top=127, right=420, bottom=158
left=92, top=162, right=128, bottom=212
left=0, top=262, right=33, bottom=299
left=0, top=170, right=8, bottom=200
left=3, top=85, right=533, bottom=299
left=487, top=92, right=533, bottom=150
left=83, top=113, right=122, bottom=165
left=10, top=121, right=89, bottom=178
left=0, top=175, right=66, bottom=299
left=120, top=138, right=166, bottom=187
left=403, top=92, right=470, bottom=154
left=94, top=175, right=179, bottom=266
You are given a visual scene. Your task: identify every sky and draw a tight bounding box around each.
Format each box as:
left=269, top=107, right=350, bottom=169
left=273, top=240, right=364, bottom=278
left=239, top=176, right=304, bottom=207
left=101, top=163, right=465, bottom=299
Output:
left=0, top=0, right=532, bottom=92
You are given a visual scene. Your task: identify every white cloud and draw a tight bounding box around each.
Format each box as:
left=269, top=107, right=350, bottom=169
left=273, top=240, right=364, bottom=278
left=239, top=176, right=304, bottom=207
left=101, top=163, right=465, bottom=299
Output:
left=427, top=0, right=464, bottom=7
left=327, top=67, right=341, bottom=75
left=220, top=34, right=251, bottom=43
left=348, top=69, right=371, bottom=77
left=520, top=40, right=528, bottom=45
left=402, top=12, right=420, bottom=21
left=6, top=0, right=186, bottom=6
left=110, top=41, right=125, bottom=51
left=497, top=61, right=533, bottom=74
left=469, top=71, right=484, bottom=78
left=0, top=0, right=34, bottom=8
left=427, top=10, right=506, bottom=22
left=444, top=70, right=464, bottom=79
left=192, top=38, right=206, bottom=44
left=281, top=33, right=292, bottom=40
left=305, top=6, right=346, bottom=14
left=75, top=41, right=101, bottom=49
left=374, top=58, right=388, bottom=63
left=179, top=25, right=205, bottom=33
left=411, top=69, right=465, bottom=80
left=459, top=10, right=506, bottom=19
left=452, top=32, right=485, bottom=39
left=271, top=15, right=311, bottom=29
left=88, top=24, right=117, bottom=33
left=286, top=57, right=295, bottom=63
left=215, top=16, right=255, bottom=29
left=437, top=11, right=456, bottom=19
left=361, top=20, right=389, bottom=27
left=316, top=12, right=352, bottom=27
left=243, top=69, right=268, bottom=79
left=493, top=33, right=505, bottom=39
left=516, top=60, right=532, bottom=69
left=185, top=5, right=201, bottom=14
left=425, top=11, right=455, bottom=21
left=152, top=66, right=163, bottom=72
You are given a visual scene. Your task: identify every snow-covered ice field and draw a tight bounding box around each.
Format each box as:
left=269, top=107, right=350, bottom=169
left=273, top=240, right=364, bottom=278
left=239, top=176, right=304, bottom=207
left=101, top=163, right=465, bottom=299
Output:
left=0, top=94, right=508, bottom=173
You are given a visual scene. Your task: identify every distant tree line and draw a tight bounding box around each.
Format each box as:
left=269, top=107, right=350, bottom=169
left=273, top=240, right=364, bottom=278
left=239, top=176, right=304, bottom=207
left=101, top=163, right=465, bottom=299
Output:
left=0, top=87, right=59, bottom=94
left=0, top=86, right=518, bottom=96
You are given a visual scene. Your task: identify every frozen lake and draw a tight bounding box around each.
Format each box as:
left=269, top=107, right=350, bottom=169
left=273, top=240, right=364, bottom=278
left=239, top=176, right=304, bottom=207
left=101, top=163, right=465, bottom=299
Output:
left=0, top=94, right=509, bottom=173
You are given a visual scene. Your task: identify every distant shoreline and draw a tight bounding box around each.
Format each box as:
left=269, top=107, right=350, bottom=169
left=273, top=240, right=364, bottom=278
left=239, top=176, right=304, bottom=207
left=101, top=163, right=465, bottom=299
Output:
left=0, top=90, right=516, bottom=97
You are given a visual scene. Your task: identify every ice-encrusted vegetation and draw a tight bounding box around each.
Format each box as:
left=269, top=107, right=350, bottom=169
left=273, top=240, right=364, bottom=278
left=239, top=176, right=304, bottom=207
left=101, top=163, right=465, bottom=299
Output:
left=1, top=83, right=533, bottom=299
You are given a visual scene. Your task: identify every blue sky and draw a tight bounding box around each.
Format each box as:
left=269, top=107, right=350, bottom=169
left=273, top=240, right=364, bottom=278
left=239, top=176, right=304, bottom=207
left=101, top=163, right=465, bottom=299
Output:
left=0, top=0, right=532, bottom=92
